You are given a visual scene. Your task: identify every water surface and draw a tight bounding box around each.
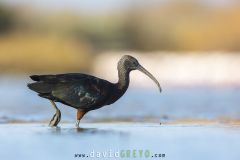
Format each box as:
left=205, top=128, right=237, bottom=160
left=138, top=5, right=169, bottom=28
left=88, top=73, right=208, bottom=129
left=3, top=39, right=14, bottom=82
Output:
left=0, top=123, right=240, bottom=160
left=0, top=76, right=240, bottom=122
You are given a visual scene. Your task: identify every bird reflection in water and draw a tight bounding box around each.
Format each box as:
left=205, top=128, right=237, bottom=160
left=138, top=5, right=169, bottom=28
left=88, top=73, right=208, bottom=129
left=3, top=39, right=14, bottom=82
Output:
left=48, top=126, right=128, bottom=136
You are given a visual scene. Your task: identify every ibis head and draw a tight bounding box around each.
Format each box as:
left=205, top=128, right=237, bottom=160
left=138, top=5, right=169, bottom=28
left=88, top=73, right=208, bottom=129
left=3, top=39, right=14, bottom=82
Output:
left=118, top=55, right=162, bottom=92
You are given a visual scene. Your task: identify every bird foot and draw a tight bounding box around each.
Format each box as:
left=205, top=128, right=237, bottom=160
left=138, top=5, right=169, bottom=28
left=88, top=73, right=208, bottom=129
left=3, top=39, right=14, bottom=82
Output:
left=49, top=110, right=61, bottom=127
left=75, top=120, right=80, bottom=128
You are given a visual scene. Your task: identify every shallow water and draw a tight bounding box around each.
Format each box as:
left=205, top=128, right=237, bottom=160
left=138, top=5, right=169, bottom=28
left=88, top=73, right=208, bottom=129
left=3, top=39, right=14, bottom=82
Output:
left=0, top=76, right=240, bottom=122
left=0, top=123, right=240, bottom=160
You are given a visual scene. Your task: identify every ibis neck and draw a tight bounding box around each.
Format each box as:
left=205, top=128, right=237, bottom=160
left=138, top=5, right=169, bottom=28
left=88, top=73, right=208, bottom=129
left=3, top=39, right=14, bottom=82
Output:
left=105, top=68, right=130, bottom=105
left=116, top=68, right=130, bottom=92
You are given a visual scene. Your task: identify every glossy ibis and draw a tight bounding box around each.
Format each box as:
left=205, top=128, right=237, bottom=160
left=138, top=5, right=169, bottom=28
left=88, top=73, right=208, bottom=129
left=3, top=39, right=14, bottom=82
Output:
left=27, top=55, right=161, bottom=127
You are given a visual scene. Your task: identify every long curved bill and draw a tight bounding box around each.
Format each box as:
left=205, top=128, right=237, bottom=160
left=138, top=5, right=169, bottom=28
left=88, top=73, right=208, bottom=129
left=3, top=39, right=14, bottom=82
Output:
left=137, top=65, right=162, bottom=93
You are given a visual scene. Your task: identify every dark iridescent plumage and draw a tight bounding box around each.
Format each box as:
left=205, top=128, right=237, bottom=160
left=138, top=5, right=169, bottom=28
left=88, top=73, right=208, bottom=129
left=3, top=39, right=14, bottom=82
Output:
left=29, top=74, right=115, bottom=110
left=28, top=55, right=161, bottom=127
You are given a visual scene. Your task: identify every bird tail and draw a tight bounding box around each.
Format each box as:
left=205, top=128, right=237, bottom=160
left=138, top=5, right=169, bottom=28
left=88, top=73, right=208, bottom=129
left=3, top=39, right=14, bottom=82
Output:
left=27, top=82, right=54, bottom=94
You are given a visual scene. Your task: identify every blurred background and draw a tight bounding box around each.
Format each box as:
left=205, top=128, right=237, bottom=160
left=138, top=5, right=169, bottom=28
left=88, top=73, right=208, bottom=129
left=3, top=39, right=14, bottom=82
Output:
left=0, top=0, right=240, bottom=123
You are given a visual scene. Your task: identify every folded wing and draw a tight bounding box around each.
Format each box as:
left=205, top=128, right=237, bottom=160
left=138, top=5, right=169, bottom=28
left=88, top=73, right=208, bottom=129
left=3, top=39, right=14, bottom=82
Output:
left=28, top=74, right=113, bottom=110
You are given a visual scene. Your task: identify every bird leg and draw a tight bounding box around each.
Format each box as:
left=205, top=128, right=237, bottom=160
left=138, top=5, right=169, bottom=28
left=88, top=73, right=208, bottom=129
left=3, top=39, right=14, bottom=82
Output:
left=76, top=110, right=86, bottom=128
left=48, top=100, right=61, bottom=127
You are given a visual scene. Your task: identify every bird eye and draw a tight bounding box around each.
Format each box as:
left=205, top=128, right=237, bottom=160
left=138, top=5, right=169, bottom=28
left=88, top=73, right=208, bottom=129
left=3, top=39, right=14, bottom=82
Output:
left=133, top=61, right=138, bottom=65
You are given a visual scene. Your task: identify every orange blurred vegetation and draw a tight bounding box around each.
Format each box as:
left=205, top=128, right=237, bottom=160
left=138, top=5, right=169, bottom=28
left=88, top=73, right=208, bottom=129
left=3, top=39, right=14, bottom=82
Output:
left=0, top=1, right=240, bottom=73
left=0, top=33, right=92, bottom=73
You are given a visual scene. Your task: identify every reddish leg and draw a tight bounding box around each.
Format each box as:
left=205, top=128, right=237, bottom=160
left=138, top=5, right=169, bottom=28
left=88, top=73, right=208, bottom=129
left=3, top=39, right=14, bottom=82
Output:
left=76, top=110, right=87, bottom=128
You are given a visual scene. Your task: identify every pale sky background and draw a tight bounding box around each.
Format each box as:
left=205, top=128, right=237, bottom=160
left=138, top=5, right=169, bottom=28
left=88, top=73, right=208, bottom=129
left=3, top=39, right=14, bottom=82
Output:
left=0, top=0, right=238, bottom=14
